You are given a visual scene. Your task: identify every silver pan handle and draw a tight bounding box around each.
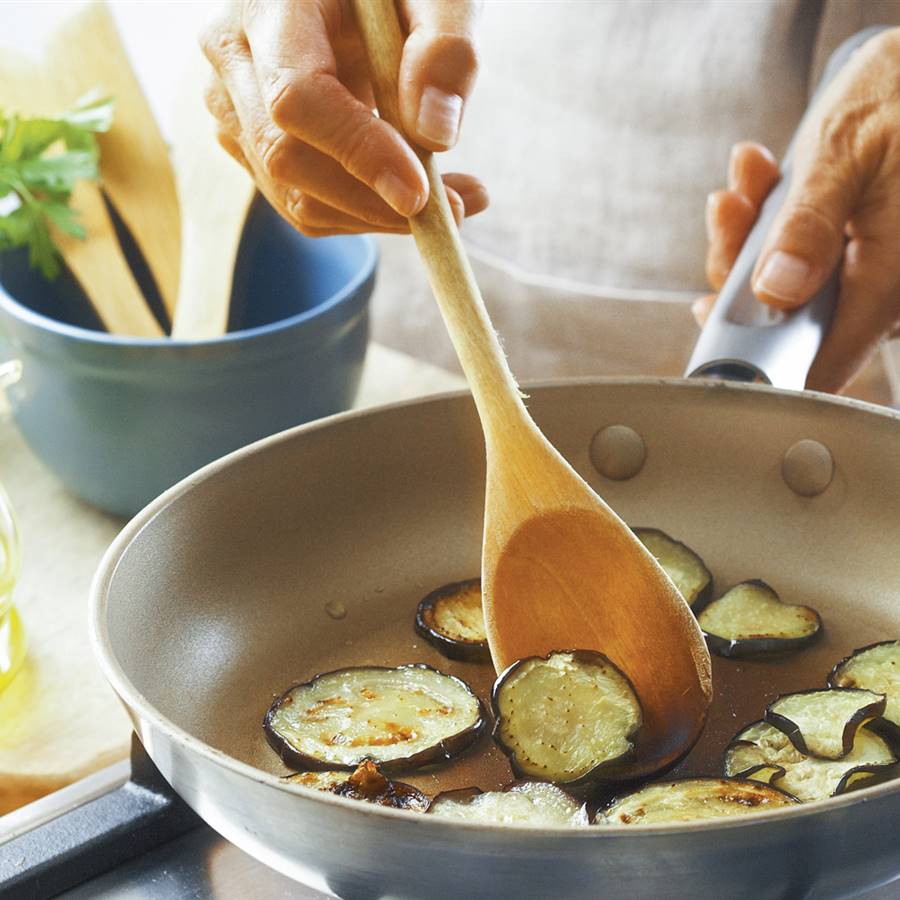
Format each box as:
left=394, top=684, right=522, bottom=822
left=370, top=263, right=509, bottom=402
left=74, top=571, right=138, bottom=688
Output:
left=686, top=27, right=888, bottom=390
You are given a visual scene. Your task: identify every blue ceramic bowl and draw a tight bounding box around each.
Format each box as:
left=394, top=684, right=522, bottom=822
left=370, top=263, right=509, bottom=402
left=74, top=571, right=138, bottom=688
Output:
left=0, top=196, right=376, bottom=516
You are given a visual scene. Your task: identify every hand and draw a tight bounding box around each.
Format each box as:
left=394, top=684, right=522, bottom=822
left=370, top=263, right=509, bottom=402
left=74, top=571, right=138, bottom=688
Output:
left=696, top=29, right=900, bottom=394
left=201, top=0, right=488, bottom=236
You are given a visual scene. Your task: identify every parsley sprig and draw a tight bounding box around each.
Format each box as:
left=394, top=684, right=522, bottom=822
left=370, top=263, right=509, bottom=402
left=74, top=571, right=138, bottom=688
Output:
left=0, top=92, right=115, bottom=279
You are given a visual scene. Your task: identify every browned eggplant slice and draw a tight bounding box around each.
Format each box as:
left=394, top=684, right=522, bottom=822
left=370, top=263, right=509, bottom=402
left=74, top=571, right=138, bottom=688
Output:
left=723, top=720, right=896, bottom=802
left=765, top=689, right=886, bottom=760
left=632, top=528, right=712, bottom=610
left=265, top=664, right=486, bottom=773
left=492, top=650, right=642, bottom=788
left=428, top=781, right=589, bottom=826
left=283, top=761, right=429, bottom=812
left=830, top=641, right=900, bottom=742
left=415, top=578, right=489, bottom=662
left=697, top=580, right=821, bottom=658
left=599, top=777, right=797, bottom=825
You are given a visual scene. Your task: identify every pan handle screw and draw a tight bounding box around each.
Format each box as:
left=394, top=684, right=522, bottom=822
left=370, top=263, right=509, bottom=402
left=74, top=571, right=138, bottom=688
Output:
left=590, top=425, right=646, bottom=481
left=782, top=439, right=834, bottom=497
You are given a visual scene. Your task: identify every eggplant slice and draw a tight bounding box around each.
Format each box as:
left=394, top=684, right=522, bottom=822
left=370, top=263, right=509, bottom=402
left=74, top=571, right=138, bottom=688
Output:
left=724, top=720, right=896, bottom=802
left=765, top=688, right=886, bottom=760
left=265, top=665, right=485, bottom=773
left=632, top=528, right=712, bottom=610
left=697, top=580, right=821, bottom=658
left=415, top=578, right=489, bottom=662
left=492, top=650, right=642, bottom=788
left=830, top=641, right=900, bottom=741
left=428, top=781, right=589, bottom=826
left=283, top=761, right=429, bottom=812
left=599, top=778, right=797, bottom=825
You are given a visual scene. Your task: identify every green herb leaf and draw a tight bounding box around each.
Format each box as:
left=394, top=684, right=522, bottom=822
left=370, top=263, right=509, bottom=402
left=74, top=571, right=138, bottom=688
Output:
left=0, top=93, right=114, bottom=280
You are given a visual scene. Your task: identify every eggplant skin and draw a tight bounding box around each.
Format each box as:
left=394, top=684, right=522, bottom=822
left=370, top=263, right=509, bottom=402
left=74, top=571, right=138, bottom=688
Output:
left=264, top=664, right=487, bottom=775
left=632, top=527, right=713, bottom=611
left=491, top=649, right=642, bottom=790
left=723, top=719, right=896, bottom=802
left=699, top=579, right=822, bottom=659
left=765, top=688, right=886, bottom=761
left=283, top=762, right=430, bottom=812
left=415, top=578, right=490, bottom=663
left=829, top=641, right=900, bottom=746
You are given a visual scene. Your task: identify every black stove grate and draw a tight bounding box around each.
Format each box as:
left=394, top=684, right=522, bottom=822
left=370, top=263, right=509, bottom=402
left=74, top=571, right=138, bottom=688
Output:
left=0, top=736, right=202, bottom=900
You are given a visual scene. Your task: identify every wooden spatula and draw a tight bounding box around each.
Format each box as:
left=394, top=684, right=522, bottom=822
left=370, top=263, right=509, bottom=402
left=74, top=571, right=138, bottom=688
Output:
left=351, top=0, right=712, bottom=777
left=44, top=1, right=181, bottom=324
left=169, top=52, right=255, bottom=340
left=0, top=50, right=163, bottom=339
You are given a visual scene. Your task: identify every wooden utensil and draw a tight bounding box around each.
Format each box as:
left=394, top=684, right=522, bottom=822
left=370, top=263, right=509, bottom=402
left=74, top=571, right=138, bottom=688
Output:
left=44, top=1, right=181, bottom=324
left=0, top=50, right=164, bottom=339
left=351, top=0, right=712, bottom=776
left=170, top=52, right=255, bottom=340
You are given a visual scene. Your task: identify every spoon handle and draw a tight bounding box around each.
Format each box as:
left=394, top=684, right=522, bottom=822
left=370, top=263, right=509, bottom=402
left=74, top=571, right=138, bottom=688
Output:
left=351, top=0, right=525, bottom=437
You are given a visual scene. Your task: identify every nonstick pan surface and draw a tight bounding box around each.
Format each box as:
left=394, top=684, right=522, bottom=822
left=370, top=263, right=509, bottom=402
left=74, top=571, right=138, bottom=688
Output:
left=92, top=378, right=900, bottom=899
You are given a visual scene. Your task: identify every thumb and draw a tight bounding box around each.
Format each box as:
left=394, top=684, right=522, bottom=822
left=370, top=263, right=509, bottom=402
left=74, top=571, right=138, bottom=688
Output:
left=751, top=144, right=857, bottom=311
left=397, top=0, right=480, bottom=150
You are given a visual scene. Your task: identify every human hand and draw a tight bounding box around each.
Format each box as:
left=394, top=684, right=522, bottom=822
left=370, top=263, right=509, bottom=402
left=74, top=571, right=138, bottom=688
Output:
left=201, top=0, right=488, bottom=236
left=696, top=29, right=900, bottom=394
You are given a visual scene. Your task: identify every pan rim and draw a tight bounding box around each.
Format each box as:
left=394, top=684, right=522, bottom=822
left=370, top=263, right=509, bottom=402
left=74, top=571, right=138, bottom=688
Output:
left=90, top=375, right=900, bottom=838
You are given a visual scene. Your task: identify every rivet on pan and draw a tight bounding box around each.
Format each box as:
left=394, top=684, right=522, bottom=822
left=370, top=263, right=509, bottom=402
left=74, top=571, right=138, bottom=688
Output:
left=590, top=425, right=646, bottom=481
left=782, top=439, right=834, bottom=497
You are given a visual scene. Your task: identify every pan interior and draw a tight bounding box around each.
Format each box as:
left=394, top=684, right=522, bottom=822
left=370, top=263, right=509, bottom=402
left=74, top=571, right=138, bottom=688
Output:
left=103, top=381, right=900, bottom=801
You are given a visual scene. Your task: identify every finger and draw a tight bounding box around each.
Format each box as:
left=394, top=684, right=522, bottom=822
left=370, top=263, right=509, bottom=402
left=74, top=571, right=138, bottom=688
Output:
left=204, top=74, right=241, bottom=137
left=397, top=0, right=480, bottom=150
left=727, top=142, right=780, bottom=207
left=239, top=0, right=429, bottom=216
left=750, top=122, right=862, bottom=311
left=288, top=195, right=408, bottom=234
left=691, top=294, right=717, bottom=328
left=806, top=236, right=900, bottom=393
left=291, top=179, right=474, bottom=233
left=705, top=190, right=756, bottom=290
left=442, top=172, right=490, bottom=217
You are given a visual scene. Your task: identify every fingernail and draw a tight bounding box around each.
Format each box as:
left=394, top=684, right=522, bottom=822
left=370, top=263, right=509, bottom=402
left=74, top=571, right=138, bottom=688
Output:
left=416, top=86, right=462, bottom=147
left=755, top=250, right=812, bottom=304
left=375, top=171, right=425, bottom=217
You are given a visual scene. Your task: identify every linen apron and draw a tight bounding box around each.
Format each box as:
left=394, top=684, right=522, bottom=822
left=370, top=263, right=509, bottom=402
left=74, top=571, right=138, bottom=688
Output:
left=372, top=0, right=900, bottom=405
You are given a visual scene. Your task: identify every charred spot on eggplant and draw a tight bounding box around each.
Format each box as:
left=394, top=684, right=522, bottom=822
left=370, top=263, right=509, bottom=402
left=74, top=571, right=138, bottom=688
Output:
left=765, top=688, right=886, bottom=760
left=830, top=641, right=900, bottom=742
left=491, top=650, right=642, bottom=788
left=724, top=720, right=896, bottom=802
left=265, top=664, right=486, bottom=773
left=415, top=578, right=489, bottom=662
left=428, top=780, right=589, bottom=826
left=599, top=777, right=797, bottom=825
left=283, top=761, right=429, bottom=812
left=697, top=580, right=821, bottom=658
left=632, top=528, right=712, bottom=610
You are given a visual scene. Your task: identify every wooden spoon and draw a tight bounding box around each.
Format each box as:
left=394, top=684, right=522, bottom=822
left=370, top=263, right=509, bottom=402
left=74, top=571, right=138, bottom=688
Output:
left=351, top=0, right=712, bottom=777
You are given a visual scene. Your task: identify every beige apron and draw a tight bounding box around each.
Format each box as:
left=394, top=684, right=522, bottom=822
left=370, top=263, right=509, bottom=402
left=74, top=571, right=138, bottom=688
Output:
left=372, top=0, right=900, bottom=404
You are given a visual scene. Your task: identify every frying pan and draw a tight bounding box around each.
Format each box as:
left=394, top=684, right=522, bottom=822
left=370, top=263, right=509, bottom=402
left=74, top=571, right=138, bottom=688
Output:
left=90, top=29, right=900, bottom=900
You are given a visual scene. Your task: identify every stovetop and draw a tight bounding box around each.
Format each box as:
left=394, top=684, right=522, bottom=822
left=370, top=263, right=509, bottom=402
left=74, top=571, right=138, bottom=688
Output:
left=2, top=736, right=900, bottom=900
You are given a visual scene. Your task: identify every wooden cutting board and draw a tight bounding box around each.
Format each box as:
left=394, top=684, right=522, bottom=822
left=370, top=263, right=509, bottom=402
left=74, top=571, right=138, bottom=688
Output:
left=0, top=345, right=464, bottom=816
